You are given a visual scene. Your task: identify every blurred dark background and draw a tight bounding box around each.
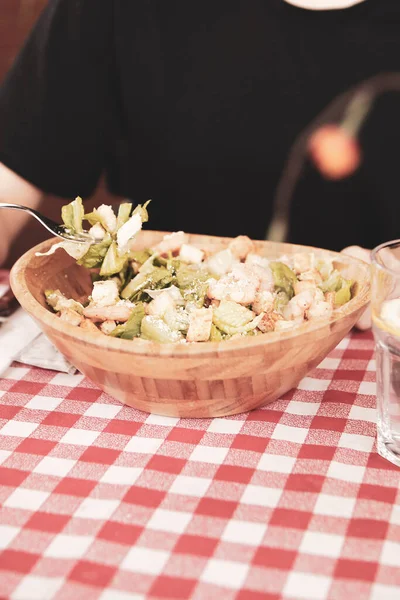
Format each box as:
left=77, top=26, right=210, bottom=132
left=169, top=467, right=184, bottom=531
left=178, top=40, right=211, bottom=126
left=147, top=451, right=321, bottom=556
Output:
left=1, top=0, right=122, bottom=267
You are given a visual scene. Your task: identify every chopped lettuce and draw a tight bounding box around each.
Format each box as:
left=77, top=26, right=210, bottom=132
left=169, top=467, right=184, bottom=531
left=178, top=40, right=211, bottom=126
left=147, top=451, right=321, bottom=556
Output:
left=212, top=301, right=262, bottom=335
left=115, top=201, right=151, bottom=251
left=118, top=263, right=133, bottom=288
left=153, top=256, right=181, bottom=279
left=130, top=249, right=153, bottom=266
left=45, top=289, right=84, bottom=314
left=270, top=261, right=297, bottom=299
left=140, top=315, right=183, bottom=343
left=318, top=269, right=342, bottom=293
left=117, top=213, right=142, bottom=251
left=316, top=258, right=334, bottom=280
left=181, top=280, right=210, bottom=308
left=163, top=307, right=190, bottom=332
left=55, top=198, right=152, bottom=274
left=213, top=301, right=254, bottom=329
left=61, top=196, right=84, bottom=234
left=84, top=210, right=105, bottom=229
left=334, top=279, right=353, bottom=306
left=77, top=237, right=112, bottom=269
left=132, top=199, right=151, bottom=224
left=145, top=285, right=184, bottom=305
left=210, top=324, right=227, bottom=341
left=274, top=290, right=290, bottom=314
left=36, top=240, right=91, bottom=260
left=176, top=265, right=206, bottom=289
left=100, top=242, right=129, bottom=277
left=154, top=255, right=171, bottom=267
left=87, top=205, right=117, bottom=233
left=116, top=203, right=133, bottom=229
left=318, top=269, right=354, bottom=307
left=121, top=266, right=174, bottom=301
left=109, top=302, right=145, bottom=339
left=176, top=266, right=213, bottom=307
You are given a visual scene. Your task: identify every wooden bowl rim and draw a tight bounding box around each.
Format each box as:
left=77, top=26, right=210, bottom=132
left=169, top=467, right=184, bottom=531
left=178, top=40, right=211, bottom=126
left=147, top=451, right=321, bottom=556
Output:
left=10, top=234, right=371, bottom=358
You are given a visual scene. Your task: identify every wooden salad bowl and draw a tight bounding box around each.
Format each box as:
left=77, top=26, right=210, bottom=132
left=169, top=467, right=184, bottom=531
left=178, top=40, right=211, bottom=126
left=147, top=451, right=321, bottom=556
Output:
left=10, top=231, right=371, bottom=418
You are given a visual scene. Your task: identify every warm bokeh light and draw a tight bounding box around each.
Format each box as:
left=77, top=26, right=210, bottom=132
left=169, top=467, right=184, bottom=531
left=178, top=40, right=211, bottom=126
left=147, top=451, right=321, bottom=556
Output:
left=308, top=124, right=361, bottom=180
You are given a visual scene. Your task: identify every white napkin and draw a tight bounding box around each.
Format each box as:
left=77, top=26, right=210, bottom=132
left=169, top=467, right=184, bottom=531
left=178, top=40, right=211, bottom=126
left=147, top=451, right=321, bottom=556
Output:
left=0, top=308, right=43, bottom=374
left=0, top=307, right=77, bottom=376
left=15, top=328, right=77, bottom=374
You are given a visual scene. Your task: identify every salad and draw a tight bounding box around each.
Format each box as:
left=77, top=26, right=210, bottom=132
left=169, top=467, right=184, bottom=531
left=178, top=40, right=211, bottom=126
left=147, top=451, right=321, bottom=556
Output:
left=43, top=198, right=354, bottom=343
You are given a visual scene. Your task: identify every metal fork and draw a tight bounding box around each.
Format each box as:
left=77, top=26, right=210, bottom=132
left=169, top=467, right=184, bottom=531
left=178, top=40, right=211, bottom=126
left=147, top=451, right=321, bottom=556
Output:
left=0, top=202, right=93, bottom=243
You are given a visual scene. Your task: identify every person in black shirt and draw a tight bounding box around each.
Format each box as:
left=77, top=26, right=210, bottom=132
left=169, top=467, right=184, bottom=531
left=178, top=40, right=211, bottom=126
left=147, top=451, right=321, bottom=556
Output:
left=0, top=0, right=397, bottom=281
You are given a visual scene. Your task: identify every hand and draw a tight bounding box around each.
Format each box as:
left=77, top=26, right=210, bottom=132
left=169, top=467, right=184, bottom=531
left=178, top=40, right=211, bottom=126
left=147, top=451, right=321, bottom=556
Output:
left=0, top=162, right=42, bottom=266
left=340, top=245, right=371, bottom=330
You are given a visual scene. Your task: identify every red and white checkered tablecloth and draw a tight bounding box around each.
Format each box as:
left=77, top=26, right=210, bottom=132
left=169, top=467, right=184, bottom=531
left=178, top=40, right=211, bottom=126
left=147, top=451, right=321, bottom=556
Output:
left=0, top=328, right=399, bottom=600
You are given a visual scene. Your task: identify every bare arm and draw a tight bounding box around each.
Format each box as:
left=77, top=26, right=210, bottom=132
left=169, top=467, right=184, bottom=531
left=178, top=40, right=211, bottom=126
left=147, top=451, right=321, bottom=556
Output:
left=0, top=162, right=43, bottom=266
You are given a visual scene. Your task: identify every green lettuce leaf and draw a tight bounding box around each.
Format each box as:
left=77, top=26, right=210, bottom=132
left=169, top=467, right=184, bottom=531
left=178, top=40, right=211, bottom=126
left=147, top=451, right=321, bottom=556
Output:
left=109, top=302, right=145, bottom=339
left=316, top=258, right=334, bottom=281
left=210, top=324, right=227, bottom=341
left=83, top=209, right=109, bottom=232
left=121, top=266, right=174, bottom=300
left=274, top=290, right=290, bottom=314
left=44, top=289, right=84, bottom=314
left=163, top=308, right=190, bottom=332
left=100, top=242, right=129, bottom=277
left=213, top=301, right=254, bottom=329
left=77, top=237, right=112, bottom=269
left=118, top=264, right=133, bottom=288
left=140, top=315, right=183, bottom=343
left=182, top=280, right=210, bottom=307
left=116, top=203, right=133, bottom=230
left=61, top=196, right=84, bottom=234
left=334, top=279, right=353, bottom=306
left=212, top=301, right=262, bottom=335
left=132, top=200, right=151, bottom=224
left=84, top=210, right=103, bottom=228
left=130, top=250, right=153, bottom=265
left=270, top=262, right=297, bottom=299
left=84, top=205, right=117, bottom=233
left=175, top=266, right=214, bottom=307
left=318, top=270, right=342, bottom=294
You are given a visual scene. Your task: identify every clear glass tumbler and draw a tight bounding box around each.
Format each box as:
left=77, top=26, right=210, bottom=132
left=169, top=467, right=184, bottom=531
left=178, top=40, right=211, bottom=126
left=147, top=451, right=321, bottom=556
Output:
left=371, top=240, right=400, bottom=467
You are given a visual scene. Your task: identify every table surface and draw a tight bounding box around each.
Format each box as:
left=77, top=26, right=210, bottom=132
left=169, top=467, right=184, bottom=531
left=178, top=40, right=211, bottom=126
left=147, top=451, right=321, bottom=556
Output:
left=0, top=328, right=399, bottom=600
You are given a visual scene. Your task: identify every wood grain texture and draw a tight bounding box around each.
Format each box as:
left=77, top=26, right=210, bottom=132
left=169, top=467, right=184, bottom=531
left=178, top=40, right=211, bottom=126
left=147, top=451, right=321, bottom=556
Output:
left=10, top=232, right=371, bottom=417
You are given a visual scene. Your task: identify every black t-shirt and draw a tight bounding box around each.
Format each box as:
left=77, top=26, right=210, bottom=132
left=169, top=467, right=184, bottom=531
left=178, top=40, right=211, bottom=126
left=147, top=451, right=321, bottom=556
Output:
left=1, top=0, right=400, bottom=250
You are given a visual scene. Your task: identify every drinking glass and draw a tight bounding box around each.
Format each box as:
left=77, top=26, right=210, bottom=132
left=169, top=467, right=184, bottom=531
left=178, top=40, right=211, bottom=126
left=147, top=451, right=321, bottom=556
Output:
left=371, top=240, right=400, bottom=467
